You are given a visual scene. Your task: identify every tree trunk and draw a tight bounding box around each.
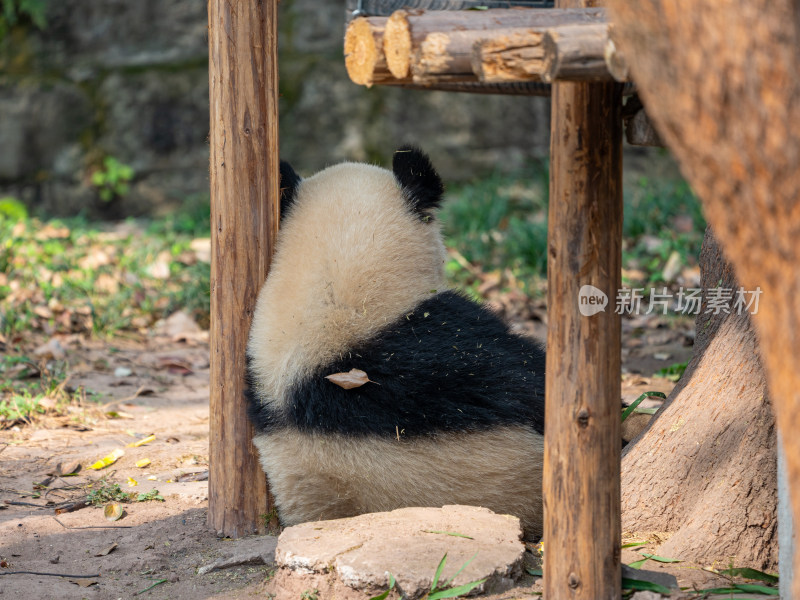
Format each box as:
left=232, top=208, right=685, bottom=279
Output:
left=622, top=229, right=777, bottom=569
left=606, top=0, right=799, bottom=587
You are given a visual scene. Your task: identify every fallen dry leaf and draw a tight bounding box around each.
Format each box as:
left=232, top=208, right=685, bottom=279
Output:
left=52, top=461, right=81, bottom=477
left=127, top=477, right=138, bottom=487
left=127, top=434, right=155, bottom=448
left=68, top=578, right=98, bottom=587
left=104, top=503, right=124, bottom=522
left=94, top=542, right=118, bottom=557
left=88, top=448, right=125, bottom=470
left=325, top=368, right=375, bottom=389
left=33, top=338, right=66, bottom=360
left=135, top=458, right=151, bottom=468
left=175, top=470, right=209, bottom=483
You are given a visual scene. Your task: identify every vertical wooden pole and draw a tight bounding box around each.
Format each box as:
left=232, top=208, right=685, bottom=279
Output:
left=543, top=0, right=622, bottom=596
left=208, top=0, right=279, bottom=537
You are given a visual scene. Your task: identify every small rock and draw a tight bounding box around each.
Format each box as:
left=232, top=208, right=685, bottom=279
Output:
left=629, top=592, right=669, bottom=600
left=157, top=310, right=202, bottom=339
left=272, top=505, right=525, bottom=600
left=114, top=366, right=133, bottom=378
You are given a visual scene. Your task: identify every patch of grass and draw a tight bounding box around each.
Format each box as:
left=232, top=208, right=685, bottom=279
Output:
left=0, top=195, right=211, bottom=339
left=0, top=355, right=100, bottom=427
left=623, top=176, right=705, bottom=284
left=87, top=482, right=131, bottom=506
left=440, top=163, right=549, bottom=297
left=87, top=482, right=165, bottom=505
left=655, top=361, right=688, bottom=382
left=440, top=164, right=705, bottom=300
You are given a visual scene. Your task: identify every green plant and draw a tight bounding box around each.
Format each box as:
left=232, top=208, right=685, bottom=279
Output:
left=655, top=361, right=688, bottom=382
left=87, top=483, right=130, bottom=506
left=621, top=391, right=666, bottom=423
left=91, top=156, right=134, bottom=202
left=136, top=489, right=164, bottom=502
left=0, top=196, right=27, bottom=221
left=427, top=553, right=486, bottom=600
left=440, top=163, right=549, bottom=295
left=87, top=483, right=164, bottom=506
left=299, top=590, right=319, bottom=600
left=0, top=0, right=47, bottom=41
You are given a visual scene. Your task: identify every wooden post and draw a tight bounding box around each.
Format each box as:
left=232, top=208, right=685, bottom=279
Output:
left=543, top=1, right=622, bottom=598
left=208, top=0, right=279, bottom=537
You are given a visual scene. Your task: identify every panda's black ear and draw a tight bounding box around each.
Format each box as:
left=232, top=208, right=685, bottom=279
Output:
left=392, top=145, right=444, bottom=221
left=279, top=160, right=301, bottom=221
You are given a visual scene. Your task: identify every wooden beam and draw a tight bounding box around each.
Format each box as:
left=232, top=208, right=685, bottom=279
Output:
left=544, top=5, right=622, bottom=600
left=207, top=0, right=278, bottom=537
left=383, top=8, right=604, bottom=83
left=542, top=23, right=613, bottom=82
left=472, top=19, right=627, bottom=83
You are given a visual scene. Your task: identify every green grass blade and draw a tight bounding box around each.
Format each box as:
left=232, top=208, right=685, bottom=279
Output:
left=621, top=577, right=672, bottom=595
left=718, top=568, right=779, bottom=584
left=446, top=552, right=479, bottom=587
left=134, top=578, right=168, bottom=595
left=732, top=583, right=779, bottom=595
left=621, top=542, right=646, bottom=549
left=627, top=557, right=650, bottom=569
left=422, top=530, right=474, bottom=539
left=526, top=568, right=542, bottom=577
left=622, top=392, right=666, bottom=423
left=428, top=579, right=487, bottom=600
left=639, top=552, right=681, bottom=563
left=367, top=573, right=396, bottom=600
left=431, top=554, right=447, bottom=591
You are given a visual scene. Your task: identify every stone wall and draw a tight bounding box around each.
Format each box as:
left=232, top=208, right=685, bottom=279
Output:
left=0, top=0, right=550, bottom=218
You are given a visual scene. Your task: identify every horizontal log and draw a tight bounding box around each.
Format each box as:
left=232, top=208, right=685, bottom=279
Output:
left=475, top=19, right=629, bottom=83
left=542, top=23, right=610, bottom=83
left=384, top=7, right=604, bottom=83
left=343, top=7, right=632, bottom=90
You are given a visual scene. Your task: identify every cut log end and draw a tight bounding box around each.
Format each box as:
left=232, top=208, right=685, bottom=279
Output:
left=384, top=10, right=412, bottom=79
left=344, top=17, right=386, bottom=87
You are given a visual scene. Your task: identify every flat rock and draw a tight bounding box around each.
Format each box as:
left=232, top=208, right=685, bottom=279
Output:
left=271, top=505, right=525, bottom=600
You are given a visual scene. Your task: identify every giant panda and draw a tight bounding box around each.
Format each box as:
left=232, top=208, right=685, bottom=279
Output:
left=246, top=146, right=546, bottom=538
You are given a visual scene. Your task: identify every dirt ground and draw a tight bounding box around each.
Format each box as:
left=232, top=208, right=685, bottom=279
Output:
left=0, top=312, right=707, bottom=600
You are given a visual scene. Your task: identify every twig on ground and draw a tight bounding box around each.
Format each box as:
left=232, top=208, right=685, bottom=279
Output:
left=0, top=571, right=99, bottom=578
left=101, top=385, right=148, bottom=410
left=3, top=500, right=50, bottom=509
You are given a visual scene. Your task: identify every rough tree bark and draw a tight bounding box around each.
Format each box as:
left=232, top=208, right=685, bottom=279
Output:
left=607, top=0, right=800, bottom=586
left=622, top=229, right=776, bottom=569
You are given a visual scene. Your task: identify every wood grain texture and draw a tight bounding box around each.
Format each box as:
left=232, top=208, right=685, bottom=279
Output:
left=544, top=1, right=622, bottom=597
left=606, top=0, right=800, bottom=592
left=384, top=8, right=604, bottom=82
left=347, top=0, right=554, bottom=15
left=541, top=23, right=612, bottom=83
left=622, top=230, right=776, bottom=569
left=345, top=17, right=413, bottom=87
left=208, top=0, right=279, bottom=537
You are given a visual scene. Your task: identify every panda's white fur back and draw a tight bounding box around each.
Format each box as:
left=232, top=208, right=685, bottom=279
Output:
left=248, top=162, right=447, bottom=405
left=246, top=147, right=547, bottom=539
